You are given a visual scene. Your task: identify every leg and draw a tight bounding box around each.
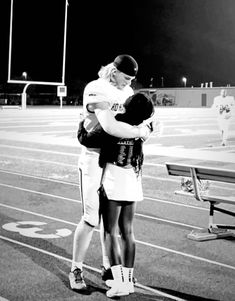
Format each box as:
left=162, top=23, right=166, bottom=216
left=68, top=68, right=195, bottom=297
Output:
left=69, top=219, right=94, bottom=290
left=100, top=218, right=113, bottom=280
left=102, top=198, right=122, bottom=266
left=118, top=202, right=136, bottom=294
left=218, top=117, right=228, bottom=145
left=71, top=219, right=94, bottom=269
left=102, top=198, right=130, bottom=298
left=119, top=202, right=136, bottom=268
left=100, top=219, right=108, bottom=267
left=222, top=119, right=230, bottom=145
left=69, top=153, right=102, bottom=290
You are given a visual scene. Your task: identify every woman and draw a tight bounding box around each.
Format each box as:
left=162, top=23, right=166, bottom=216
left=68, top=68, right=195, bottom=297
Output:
left=97, top=93, right=155, bottom=298
left=69, top=55, right=151, bottom=291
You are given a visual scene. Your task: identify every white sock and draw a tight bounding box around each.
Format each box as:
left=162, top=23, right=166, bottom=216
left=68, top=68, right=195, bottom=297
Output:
left=123, top=267, right=133, bottom=283
left=71, top=261, right=83, bottom=272
left=102, top=255, right=110, bottom=270
left=128, top=268, right=134, bottom=282
left=111, top=265, right=124, bottom=282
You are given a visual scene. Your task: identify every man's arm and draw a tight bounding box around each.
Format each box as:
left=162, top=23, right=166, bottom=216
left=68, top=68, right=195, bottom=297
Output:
left=93, top=102, right=150, bottom=139
left=211, top=97, right=218, bottom=109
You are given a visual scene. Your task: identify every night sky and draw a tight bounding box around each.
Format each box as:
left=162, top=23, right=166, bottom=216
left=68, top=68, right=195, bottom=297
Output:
left=1, top=0, right=235, bottom=88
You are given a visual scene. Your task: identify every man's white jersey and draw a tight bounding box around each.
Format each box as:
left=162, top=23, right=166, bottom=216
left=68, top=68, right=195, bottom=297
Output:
left=213, top=95, right=235, bottom=119
left=82, top=78, right=134, bottom=132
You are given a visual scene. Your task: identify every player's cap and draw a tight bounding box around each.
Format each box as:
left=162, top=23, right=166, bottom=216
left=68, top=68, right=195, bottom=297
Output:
left=113, top=54, right=138, bottom=77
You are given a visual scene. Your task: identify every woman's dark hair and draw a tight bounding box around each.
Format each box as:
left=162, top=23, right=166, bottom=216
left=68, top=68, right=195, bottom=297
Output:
left=121, top=92, right=154, bottom=125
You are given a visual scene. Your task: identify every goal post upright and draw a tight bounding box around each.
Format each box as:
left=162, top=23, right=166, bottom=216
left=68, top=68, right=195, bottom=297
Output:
left=62, top=0, right=69, bottom=85
left=8, top=0, right=13, bottom=83
left=7, top=0, right=69, bottom=109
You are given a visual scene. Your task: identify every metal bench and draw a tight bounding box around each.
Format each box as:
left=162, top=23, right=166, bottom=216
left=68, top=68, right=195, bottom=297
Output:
left=165, top=162, right=235, bottom=241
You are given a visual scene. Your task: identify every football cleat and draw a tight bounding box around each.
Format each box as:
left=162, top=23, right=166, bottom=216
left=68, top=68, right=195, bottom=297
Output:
left=101, top=266, right=113, bottom=281
left=69, top=268, right=86, bottom=290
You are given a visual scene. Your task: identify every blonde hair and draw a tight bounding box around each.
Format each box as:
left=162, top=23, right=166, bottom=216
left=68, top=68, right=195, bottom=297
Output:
left=98, top=62, right=117, bottom=81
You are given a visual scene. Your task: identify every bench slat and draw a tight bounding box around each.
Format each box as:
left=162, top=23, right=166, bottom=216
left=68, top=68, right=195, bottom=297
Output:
left=175, top=190, right=235, bottom=205
left=166, top=162, right=235, bottom=183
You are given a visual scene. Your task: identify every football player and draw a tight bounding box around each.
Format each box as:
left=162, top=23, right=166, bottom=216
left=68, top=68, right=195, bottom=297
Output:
left=69, top=55, right=151, bottom=291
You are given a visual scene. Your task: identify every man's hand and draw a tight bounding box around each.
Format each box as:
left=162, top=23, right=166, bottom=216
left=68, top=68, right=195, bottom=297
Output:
left=151, top=119, right=163, bottom=136
left=137, top=124, right=152, bottom=141
left=142, top=112, right=163, bottom=137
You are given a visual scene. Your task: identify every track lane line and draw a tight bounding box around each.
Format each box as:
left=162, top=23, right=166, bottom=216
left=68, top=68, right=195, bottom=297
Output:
left=1, top=202, right=235, bottom=271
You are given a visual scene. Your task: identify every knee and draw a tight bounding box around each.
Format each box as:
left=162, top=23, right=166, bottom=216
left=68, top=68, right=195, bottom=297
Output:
left=120, top=226, right=134, bottom=240
left=83, top=213, right=99, bottom=227
left=103, top=225, right=117, bottom=238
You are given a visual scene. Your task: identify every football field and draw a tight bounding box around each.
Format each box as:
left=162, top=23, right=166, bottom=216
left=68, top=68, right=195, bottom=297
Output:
left=0, top=106, right=234, bottom=301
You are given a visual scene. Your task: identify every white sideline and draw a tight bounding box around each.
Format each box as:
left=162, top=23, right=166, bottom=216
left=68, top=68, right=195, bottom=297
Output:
left=0, top=297, right=10, bottom=301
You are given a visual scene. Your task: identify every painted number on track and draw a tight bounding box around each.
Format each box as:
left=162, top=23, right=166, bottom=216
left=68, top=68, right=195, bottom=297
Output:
left=2, top=221, right=72, bottom=238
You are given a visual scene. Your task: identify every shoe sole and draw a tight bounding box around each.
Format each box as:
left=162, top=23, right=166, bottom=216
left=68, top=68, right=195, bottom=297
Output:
left=105, top=280, right=134, bottom=294
left=70, top=283, right=87, bottom=291
left=106, top=292, right=129, bottom=298
left=69, top=275, right=87, bottom=290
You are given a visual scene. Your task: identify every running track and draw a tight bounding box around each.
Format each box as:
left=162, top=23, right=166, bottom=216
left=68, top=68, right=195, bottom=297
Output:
left=0, top=106, right=234, bottom=301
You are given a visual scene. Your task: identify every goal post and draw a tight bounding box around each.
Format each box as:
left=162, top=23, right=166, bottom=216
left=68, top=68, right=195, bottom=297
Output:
left=7, top=0, right=69, bottom=109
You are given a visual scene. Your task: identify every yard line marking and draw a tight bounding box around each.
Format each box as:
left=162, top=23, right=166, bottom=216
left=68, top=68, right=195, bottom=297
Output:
left=0, top=205, right=234, bottom=272
left=0, top=235, right=186, bottom=301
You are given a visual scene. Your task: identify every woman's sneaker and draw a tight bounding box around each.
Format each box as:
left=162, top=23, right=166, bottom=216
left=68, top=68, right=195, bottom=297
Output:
left=106, top=282, right=130, bottom=298
left=69, top=268, right=86, bottom=290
